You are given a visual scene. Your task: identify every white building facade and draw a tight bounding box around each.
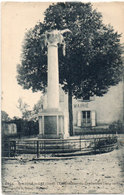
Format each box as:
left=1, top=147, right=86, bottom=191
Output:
left=42, top=81, right=123, bottom=134
left=72, top=82, right=123, bottom=128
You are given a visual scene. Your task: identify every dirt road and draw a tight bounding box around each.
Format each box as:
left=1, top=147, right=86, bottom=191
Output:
left=2, top=144, right=124, bottom=194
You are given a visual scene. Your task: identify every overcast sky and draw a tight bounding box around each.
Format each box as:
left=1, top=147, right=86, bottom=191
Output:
left=1, top=1, right=124, bottom=118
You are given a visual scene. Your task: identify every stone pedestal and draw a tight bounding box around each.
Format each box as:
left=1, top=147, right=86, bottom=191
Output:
left=39, top=109, right=64, bottom=138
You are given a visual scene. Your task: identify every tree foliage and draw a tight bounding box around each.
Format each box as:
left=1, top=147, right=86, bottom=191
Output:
left=33, top=96, right=43, bottom=114
left=17, top=98, right=32, bottom=120
left=17, top=2, right=123, bottom=135
left=17, top=2, right=123, bottom=98
left=16, top=97, right=44, bottom=121
left=1, top=110, right=10, bottom=122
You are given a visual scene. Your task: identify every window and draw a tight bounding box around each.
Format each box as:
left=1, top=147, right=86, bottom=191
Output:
left=82, top=111, right=91, bottom=126
left=77, top=110, right=96, bottom=127
left=87, top=111, right=90, bottom=118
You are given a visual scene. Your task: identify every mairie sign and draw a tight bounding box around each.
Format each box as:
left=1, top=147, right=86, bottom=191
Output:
left=74, top=103, right=88, bottom=108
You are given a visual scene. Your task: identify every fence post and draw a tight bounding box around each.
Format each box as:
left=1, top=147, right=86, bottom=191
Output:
left=37, top=141, right=40, bottom=158
left=94, top=138, right=96, bottom=154
left=8, top=141, right=10, bottom=157
left=80, top=135, right=81, bottom=151
left=13, top=141, right=16, bottom=157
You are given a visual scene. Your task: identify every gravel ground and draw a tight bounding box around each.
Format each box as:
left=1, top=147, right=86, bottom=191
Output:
left=2, top=143, right=124, bottom=194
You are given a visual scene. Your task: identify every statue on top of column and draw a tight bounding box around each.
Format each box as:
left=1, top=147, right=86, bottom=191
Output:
left=41, top=29, right=71, bottom=55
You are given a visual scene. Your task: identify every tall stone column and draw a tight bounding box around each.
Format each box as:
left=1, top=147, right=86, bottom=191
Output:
left=38, top=30, right=66, bottom=139
left=47, top=40, right=59, bottom=109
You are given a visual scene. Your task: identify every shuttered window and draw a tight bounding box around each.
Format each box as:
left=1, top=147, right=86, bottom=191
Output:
left=77, top=110, right=96, bottom=127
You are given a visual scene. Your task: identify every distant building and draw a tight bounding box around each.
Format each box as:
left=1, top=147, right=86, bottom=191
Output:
left=2, top=122, right=17, bottom=136
left=42, top=81, right=123, bottom=133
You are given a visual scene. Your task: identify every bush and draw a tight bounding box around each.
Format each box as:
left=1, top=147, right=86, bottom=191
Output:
left=10, top=119, right=39, bottom=137
left=109, top=120, right=124, bottom=134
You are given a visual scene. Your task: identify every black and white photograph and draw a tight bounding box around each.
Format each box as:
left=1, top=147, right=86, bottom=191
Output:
left=1, top=1, right=124, bottom=194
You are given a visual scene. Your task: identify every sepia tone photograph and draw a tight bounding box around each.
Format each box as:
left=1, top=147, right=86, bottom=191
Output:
left=1, top=1, right=124, bottom=194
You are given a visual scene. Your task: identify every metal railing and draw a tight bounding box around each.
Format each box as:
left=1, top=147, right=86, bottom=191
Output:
left=2, top=134, right=118, bottom=158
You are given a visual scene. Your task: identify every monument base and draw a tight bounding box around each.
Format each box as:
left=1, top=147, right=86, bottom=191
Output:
left=38, top=108, right=64, bottom=139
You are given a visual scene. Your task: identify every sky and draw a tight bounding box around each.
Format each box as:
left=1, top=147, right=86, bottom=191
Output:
left=1, top=1, right=124, bottom=118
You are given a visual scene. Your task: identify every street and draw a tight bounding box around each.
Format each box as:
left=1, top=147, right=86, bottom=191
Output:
left=2, top=141, right=124, bottom=194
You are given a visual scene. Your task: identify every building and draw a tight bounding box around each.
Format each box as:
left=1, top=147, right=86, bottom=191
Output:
left=42, top=81, right=123, bottom=134
left=73, top=82, right=123, bottom=127
left=2, top=122, right=17, bottom=136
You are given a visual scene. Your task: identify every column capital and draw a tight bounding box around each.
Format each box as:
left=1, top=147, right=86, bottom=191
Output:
left=46, top=30, right=63, bottom=46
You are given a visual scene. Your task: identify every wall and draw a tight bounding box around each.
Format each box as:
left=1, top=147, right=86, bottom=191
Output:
left=73, top=82, right=123, bottom=126
left=42, top=82, right=123, bottom=127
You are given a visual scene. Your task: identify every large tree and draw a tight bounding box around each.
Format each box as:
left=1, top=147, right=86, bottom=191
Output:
left=17, top=2, right=123, bottom=135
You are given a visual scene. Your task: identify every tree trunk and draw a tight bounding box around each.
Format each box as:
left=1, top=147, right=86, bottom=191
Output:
left=68, top=87, right=73, bottom=136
